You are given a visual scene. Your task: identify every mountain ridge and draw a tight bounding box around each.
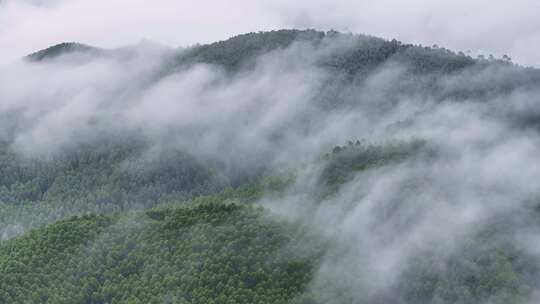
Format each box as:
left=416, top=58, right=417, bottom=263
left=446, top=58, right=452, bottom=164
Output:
left=4, top=28, right=540, bottom=304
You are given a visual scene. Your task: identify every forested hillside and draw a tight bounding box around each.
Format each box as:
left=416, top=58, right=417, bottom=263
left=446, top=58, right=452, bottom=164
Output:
left=1, top=140, right=536, bottom=303
left=2, top=29, right=540, bottom=303
left=0, top=202, right=322, bottom=304
left=0, top=138, right=227, bottom=239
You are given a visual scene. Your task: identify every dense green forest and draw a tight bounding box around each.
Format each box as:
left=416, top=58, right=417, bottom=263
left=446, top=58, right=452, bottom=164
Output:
left=1, top=140, right=536, bottom=303
left=0, top=202, right=323, bottom=304
left=5, top=29, right=540, bottom=303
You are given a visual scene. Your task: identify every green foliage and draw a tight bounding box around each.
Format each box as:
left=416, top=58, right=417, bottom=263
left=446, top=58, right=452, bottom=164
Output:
left=0, top=203, right=322, bottom=304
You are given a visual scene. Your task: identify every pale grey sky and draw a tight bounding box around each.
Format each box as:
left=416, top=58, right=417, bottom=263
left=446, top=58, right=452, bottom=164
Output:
left=2, top=0, right=540, bottom=66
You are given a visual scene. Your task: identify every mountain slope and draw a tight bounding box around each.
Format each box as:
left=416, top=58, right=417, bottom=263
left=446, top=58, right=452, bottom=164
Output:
left=0, top=138, right=228, bottom=239
left=0, top=141, right=536, bottom=304
left=0, top=202, right=322, bottom=304
left=7, top=29, right=540, bottom=304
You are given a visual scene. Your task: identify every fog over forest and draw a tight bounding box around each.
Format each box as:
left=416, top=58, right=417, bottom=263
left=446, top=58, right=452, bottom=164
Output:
left=1, top=5, right=540, bottom=303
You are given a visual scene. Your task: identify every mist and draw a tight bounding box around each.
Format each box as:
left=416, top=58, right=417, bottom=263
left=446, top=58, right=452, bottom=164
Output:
left=2, top=28, right=540, bottom=303
left=243, top=42, right=540, bottom=302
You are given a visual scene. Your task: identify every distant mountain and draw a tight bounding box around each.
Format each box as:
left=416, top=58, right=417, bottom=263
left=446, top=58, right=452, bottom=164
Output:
left=26, top=42, right=103, bottom=62
left=29, top=30, right=540, bottom=101
left=27, top=30, right=540, bottom=84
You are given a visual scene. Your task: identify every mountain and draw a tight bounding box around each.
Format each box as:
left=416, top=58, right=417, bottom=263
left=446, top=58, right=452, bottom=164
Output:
left=26, top=42, right=103, bottom=62
left=28, top=30, right=540, bottom=105
left=3, top=29, right=540, bottom=303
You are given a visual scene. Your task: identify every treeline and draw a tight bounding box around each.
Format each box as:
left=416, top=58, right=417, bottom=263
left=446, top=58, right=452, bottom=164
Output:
left=321, top=139, right=428, bottom=190
left=29, top=30, right=540, bottom=101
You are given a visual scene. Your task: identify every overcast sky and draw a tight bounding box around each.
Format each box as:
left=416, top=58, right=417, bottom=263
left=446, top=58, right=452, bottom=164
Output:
left=2, top=0, right=540, bottom=67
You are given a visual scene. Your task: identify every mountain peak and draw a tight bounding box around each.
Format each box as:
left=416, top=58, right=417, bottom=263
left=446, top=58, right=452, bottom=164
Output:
left=26, top=42, right=101, bottom=62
